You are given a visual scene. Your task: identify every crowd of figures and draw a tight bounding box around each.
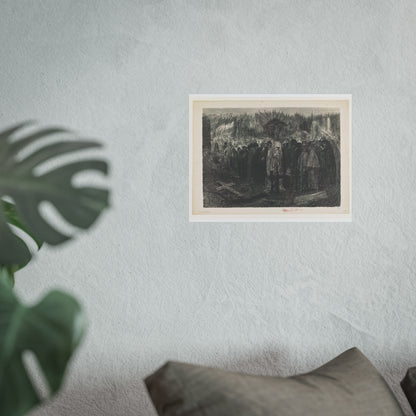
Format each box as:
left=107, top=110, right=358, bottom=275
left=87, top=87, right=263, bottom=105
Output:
left=206, top=134, right=340, bottom=196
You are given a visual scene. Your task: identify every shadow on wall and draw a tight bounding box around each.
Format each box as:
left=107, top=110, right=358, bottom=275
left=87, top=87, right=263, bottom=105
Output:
left=28, top=347, right=291, bottom=416
left=29, top=347, right=414, bottom=416
left=29, top=377, right=155, bottom=416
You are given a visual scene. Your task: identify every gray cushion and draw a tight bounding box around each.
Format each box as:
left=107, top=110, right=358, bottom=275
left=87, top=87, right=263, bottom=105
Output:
left=145, top=348, right=404, bottom=416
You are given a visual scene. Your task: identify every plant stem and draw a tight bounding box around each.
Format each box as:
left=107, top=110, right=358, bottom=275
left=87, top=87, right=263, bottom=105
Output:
left=0, top=266, right=15, bottom=288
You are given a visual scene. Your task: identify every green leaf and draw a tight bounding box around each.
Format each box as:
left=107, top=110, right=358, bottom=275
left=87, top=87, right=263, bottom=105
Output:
left=0, top=209, right=32, bottom=269
left=0, top=274, right=86, bottom=416
left=2, top=200, right=42, bottom=250
left=0, top=122, right=109, bottom=268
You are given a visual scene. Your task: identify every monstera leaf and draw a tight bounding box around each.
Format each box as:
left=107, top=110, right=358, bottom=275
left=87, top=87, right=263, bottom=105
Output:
left=1, top=200, right=43, bottom=283
left=0, top=122, right=109, bottom=269
left=2, top=200, right=42, bottom=250
left=0, top=273, right=86, bottom=416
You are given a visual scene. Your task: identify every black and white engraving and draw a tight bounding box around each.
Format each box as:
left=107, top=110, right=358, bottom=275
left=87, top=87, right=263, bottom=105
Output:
left=202, top=107, right=341, bottom=208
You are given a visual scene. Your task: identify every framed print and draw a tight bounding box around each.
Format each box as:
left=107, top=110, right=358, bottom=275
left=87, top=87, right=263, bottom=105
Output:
left=189, top=94, right=351, bottom=222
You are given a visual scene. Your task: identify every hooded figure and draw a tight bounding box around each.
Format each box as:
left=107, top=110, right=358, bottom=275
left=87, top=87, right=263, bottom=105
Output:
left=299, top=142, right=320, bottom=192
left=265, top=140, right=285, bottom=193
left=306, top=144, right=320, bottom=191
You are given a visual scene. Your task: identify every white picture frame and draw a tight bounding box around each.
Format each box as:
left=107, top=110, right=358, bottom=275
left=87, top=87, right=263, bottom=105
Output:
left=189, top=94, right=351, bottom=222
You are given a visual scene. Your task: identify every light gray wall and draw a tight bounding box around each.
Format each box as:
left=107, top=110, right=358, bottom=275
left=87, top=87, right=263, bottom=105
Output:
left=1, top=0, right=415, bottom=414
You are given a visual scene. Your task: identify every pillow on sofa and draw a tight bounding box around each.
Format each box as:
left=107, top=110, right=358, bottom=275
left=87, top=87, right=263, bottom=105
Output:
left=145, top=347, right=404, bottom=416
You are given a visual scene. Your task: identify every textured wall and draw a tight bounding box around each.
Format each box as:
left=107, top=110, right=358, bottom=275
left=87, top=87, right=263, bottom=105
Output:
left=1, top=0, right=415, bottom=414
